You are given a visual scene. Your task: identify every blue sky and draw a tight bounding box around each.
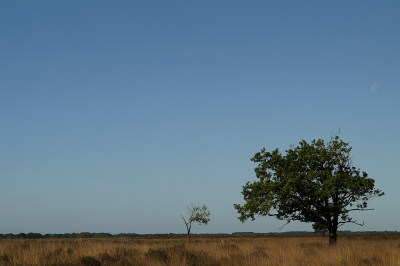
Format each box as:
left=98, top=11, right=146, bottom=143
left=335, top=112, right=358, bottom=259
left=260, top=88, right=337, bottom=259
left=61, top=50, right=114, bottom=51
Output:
left=1, top=1, right=399, bottom=234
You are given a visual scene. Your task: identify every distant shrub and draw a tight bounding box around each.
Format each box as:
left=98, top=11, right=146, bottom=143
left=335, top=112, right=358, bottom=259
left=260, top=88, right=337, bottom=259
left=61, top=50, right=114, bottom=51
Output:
left=250, top=246, right=268, bottom=258
left=98, top=252, right=116, bottom=263
left=66, top=248, right=74, bottom=256
left=0, top=254, right=11, bottom=262
left=358, top=257, right=382, bottom=266
left=299, top=242, right=325, bottom=248
left=79, top=256, right=101, bottom=266
left=220, top=242, right=239, bottom=252
left=145, top=248, right=170, bottom=264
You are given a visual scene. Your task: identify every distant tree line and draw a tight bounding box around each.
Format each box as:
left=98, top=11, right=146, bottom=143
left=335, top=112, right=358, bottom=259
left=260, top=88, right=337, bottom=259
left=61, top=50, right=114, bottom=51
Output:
left=0, top=232, right=137, bottom=239
left=231, top=231, right=399, bottom=236
left=0, top=231, right=397, bottom=239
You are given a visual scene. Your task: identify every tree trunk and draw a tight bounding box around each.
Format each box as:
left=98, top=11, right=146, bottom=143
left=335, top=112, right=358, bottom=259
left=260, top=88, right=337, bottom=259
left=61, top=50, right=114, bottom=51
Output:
left=186, top=225, right=191, bottom=243
left=328, top=227, right=337, bottom=245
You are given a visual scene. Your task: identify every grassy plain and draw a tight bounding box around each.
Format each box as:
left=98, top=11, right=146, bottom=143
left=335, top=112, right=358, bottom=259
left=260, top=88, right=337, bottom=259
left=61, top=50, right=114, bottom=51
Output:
left=0, top=234, right=399, bottom=266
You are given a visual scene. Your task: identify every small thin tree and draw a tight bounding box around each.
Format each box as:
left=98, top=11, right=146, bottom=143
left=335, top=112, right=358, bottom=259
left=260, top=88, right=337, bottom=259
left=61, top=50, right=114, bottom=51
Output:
left=181, top=204, right=210, bottom=242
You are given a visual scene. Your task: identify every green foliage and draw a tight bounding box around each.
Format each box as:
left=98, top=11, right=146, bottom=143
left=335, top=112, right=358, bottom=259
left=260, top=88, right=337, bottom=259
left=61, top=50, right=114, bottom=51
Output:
left=181, top=204, right=210, bottom=226
left=234, top=134, right=384, bottom=244
left=312, top=222, right=329, bottom=236
left=190, top=204, right=211, bottom=225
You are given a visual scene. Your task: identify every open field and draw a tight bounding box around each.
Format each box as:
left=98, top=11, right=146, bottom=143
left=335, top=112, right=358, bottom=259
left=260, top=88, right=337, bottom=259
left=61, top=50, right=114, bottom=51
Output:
left=0, top=234, right=399, bottom=266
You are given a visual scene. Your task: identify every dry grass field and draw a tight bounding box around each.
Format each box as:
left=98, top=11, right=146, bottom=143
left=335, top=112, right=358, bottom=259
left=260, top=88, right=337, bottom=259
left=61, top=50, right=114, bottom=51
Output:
left=0, top=234, right=399, bottom=266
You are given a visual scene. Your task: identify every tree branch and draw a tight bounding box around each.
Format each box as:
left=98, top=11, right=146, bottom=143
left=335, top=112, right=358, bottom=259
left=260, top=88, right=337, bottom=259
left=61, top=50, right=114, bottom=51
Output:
left=347, top=208, right=374, bottom=212
left=338, top=220, right=364, bottom=226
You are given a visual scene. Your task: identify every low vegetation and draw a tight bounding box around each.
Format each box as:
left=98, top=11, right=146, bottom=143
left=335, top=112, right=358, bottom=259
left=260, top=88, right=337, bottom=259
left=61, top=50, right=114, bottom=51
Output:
left=0, top=234, right=399, bottom=265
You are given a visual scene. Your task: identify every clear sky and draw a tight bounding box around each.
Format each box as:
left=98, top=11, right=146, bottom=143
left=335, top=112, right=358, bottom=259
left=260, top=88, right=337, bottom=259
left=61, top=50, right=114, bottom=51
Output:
left=1, top=1, right=399, bottom=235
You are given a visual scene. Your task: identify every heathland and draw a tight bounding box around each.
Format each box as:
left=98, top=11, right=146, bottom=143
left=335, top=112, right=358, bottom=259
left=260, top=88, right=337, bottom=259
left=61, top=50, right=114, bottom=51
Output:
left=0, top=233, right=399, bottom=265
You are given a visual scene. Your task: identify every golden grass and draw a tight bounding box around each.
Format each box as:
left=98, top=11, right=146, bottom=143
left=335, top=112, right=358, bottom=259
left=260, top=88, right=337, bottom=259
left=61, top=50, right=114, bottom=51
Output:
left=0, top=234, right=399, bottom=265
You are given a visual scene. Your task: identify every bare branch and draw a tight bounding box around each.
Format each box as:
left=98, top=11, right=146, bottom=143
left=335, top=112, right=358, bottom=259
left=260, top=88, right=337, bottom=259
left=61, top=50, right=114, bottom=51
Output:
left=276, top=221, right=290, bottom=231
left=346, top=208, right=374, bottom=212
left=338, top=220, right=365, bottom=226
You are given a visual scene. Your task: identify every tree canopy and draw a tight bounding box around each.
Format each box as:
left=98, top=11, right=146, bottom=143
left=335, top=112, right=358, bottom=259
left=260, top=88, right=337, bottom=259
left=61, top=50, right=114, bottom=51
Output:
left=234, top=134, right=384, bottom=245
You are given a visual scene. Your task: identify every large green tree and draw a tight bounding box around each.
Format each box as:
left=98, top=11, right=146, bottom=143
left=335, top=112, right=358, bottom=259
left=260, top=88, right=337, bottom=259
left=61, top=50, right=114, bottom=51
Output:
left=234, top=135, right=384, bottom=245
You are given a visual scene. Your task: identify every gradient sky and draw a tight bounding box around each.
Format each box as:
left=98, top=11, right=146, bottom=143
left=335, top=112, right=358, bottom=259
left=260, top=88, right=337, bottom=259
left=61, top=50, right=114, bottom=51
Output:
left=1, top=1, right=399, bottom=235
